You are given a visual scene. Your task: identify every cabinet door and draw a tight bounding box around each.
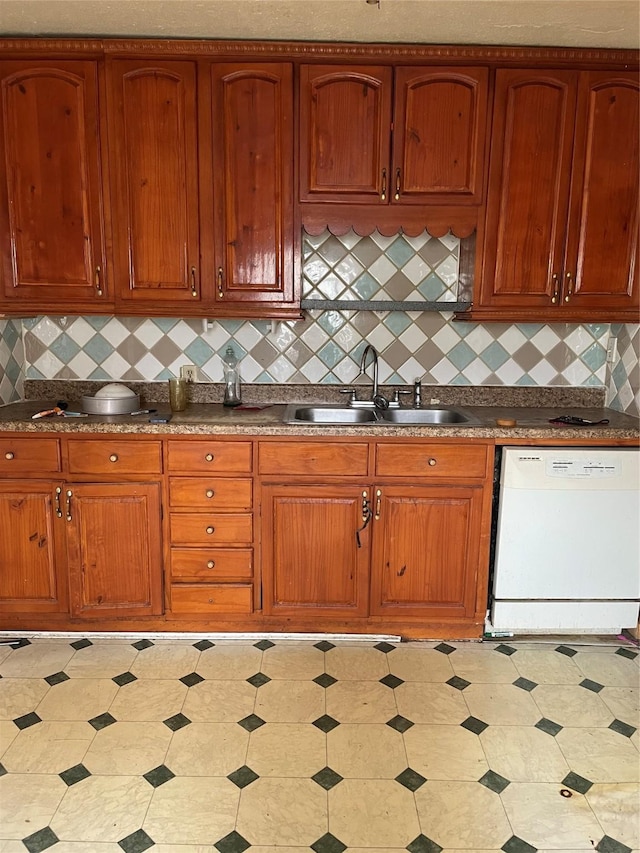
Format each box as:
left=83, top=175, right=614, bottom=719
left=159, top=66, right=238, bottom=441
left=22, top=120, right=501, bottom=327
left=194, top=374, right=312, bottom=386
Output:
left=299, top=65, right=392, bottom=203
left=0, top=60, right=108, bottom=307
left=564, top=72, right=639, bottom=311
left=393, top=67, right=488, bottom=204
left=370, top=484, right=484, bottom=619
left=65, top=483, right=162, bottom=618
left=262, top=484, right=370, bottom=617
left=0, top=481, right=67, bottom=613
left=206, top=63, right=297, bottom=311
left=107, top=60, right=201, bottom=305
left=479, top=70, right=578, bottom=310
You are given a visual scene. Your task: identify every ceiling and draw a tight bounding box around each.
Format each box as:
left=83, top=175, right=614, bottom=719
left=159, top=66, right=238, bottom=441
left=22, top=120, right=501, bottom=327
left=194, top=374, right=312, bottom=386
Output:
left=1, top=0, right=639, bottom=49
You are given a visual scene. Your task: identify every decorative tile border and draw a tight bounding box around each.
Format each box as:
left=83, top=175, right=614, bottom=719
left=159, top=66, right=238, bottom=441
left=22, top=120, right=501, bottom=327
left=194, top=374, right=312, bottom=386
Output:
left=0, top=319, right=24, bottom=405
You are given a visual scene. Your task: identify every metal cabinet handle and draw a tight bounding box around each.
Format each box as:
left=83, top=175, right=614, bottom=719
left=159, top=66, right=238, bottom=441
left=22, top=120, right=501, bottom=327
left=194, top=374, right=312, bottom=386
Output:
left=374, top=488, right=382, bottom=520
left=65, top=489, right=72, bottom=522
left=428, top=458, right=437, bottom=467
left=190, top=266, right=198, bottom=298
left=394, top=168, right=401, bottom=200
left=205, top=453, right=214, bottom=462
left=356, top=490, right=372, bottom=548
left=4, top=451, right=14, bottom=460
left=564, top=272, right=574, bottom=302
left=551, top=272, right=560, bottom=304
left=205, top=489, right=215, bottom=499
left=381, top=168, right=387, bottom=201
left=217, top=267, right=224, bottom=299
left=54, top=486, right=63, bottom=518
left=109, top=454, right=118, bottom=463
left=95, top=265, right=103, bottom=297
left=207, top=560, right=216, bottom=569
left=206, top=526, right=215, bottom=535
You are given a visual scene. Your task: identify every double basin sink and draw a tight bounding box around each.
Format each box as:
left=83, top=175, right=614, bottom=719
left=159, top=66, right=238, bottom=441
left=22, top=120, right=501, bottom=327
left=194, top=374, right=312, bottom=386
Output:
left=282, top=404, right=481, bottom=426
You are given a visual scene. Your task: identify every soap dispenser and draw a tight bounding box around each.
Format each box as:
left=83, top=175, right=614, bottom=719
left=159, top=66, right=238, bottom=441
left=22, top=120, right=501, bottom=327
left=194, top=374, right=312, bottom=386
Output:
left=222, top=345, right=242, bottom=407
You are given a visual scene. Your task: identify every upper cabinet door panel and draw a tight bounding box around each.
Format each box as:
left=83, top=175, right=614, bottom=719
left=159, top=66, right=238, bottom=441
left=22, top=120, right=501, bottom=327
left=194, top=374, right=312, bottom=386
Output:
left=299, top=65, right=392, bottom=203
left=393, top=67, right=488, bottom=204
left=0, top=60, right=106, bottom=303
left=108, top=60, right=201, bottom=304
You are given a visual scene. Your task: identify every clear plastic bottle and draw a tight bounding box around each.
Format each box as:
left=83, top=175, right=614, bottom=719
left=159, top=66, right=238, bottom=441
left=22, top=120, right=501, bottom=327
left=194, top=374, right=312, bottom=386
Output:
left=222, top=345, right=242, bottom=407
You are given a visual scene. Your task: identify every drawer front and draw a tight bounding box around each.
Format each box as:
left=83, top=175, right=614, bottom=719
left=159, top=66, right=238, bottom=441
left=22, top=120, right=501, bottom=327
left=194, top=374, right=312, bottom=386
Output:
left=167, top=441, right=252, bottom=474
left=259, top=442, right=369, bottom=476
left=170, top=513, right=253, bottom=545
left=171, top=584, right=253, bottom=614
left=0, top=438, right=61, bottom=474
left=376, top=442, right=489, bottom=479
left=67, top=440, right=162, bottom=474
left=171, top=548, right=253, bottom=581
left=169, top=477, right=253, bottom=510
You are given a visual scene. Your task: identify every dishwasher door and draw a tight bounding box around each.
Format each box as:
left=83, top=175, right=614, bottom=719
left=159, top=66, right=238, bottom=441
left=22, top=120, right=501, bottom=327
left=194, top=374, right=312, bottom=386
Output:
left=490, top=447, right=640, bottom=633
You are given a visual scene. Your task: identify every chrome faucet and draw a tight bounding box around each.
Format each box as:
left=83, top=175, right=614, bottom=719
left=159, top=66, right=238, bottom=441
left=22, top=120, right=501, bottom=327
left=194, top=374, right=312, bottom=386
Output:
left=359, top=344, right=389, bottom=410
left=413, top=377, right=422, bottom=408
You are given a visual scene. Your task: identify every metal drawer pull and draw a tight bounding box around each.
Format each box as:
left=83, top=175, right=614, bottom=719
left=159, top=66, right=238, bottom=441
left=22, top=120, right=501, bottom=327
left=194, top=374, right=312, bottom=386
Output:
left=205, top=453, right=214, bottom=462
left=394, top=168, right=401, bottom=200
left=66, top=489, right=72, bottom=521
left=207, top=560, right=216, bottom=569
left=4, top=451, right=14, bottom=460
left=381, top=168, right=387, bottom=201
left=206, top=526, right=215, bottom=534
left=190, top=266, right=198, bottom=298
left=95, top=265, right=103, bottom=296
left=551, top=272, right=559, bottom=304
left=428, top=458, right=437, bottom=466
left=205, top=489, right=215, bottom=499
left=564, top=271, right=574, bottom=302
left=109, top=454, right=118, bottom=463
left=375, top=488, right=382, bottom=520
left=54, top=486, right=63, bottom=518
left=217, top=267, right=224, bottom=299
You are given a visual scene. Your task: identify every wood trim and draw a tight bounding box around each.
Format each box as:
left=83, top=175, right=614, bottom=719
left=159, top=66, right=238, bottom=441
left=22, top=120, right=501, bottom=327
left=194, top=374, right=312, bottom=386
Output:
left=301, top=204, right=478, bottom=238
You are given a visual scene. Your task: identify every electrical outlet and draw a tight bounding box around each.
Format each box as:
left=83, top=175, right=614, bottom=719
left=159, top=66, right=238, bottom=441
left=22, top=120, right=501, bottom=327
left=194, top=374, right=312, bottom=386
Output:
left=180, top=365, right=198, bottom=383
left=606, top=338, right=618, bottom=364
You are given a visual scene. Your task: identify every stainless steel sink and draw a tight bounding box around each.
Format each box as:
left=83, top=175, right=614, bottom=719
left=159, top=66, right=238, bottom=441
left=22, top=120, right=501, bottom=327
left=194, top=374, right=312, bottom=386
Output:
left=380, top=407, right=480, bottom=425
left=282, top=405, right=379, bottom=424
left=282, top=403, right=480, bottom=426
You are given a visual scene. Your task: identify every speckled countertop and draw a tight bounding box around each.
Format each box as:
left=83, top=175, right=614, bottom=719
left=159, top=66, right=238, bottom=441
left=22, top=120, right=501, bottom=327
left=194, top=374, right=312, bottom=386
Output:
left=1, top=382, right=638, bottom=442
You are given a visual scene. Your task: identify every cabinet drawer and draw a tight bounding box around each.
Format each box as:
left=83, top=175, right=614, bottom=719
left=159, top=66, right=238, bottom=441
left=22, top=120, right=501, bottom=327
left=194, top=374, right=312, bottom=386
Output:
left=169, top=477, right=252, bottom=510
left=67, top=440, right=162, bottom=474
left=0, top=438, right=61, bottom=474
left=171, top=584, right=253, bottom=614
left=375, top=442, right=489, bottom=479
left=170, top=513, right=253, bottom=545
left=259, top=441, right=369, bottom=476
left=171, top=548, right=253, bottom=581
left=167, top=441, right=252, bottom=473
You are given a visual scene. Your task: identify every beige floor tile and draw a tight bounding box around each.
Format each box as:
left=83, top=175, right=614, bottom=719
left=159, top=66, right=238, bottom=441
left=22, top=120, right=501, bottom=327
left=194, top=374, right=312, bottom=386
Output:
left=599, top=686, right=639, bottom=724
left=52, top=775, right=152, bottom=842
left=143, top=777, right=239, bottom=845
left=0, top=840, right=30, bottom=852
left=195, top=644, right=262, bottom=679
left=532, top=683, right=615, bottom=728
left=327, top=723, right=406, bottom=779
left=574, top=652, right=640, bottom=688
left=245, top=849, right=310, bottom=853
left=260, top=643, right=325, bottom=680
left=326, top=681, right=397, bottom=724
left=0, top=719, right=18, bottom=758
left=2, top=720, right=94, bottom=773
left=129, top=644, right=200, bottom=679
left=395, top=682, right=469, bottom=725
left=557, top=727, right=640, bottom=783
left=246, top=722, right=326, bottom=777
left=586, top=783, right=640, bottom=849
left=64, top=643, right=138, bottom=679
left=480, top=725, right=570, bottom=782
left=83, top=721, right=172, bottom=775
left=41, top=845, right=121, bottom=852
left=35, top=678, right=119, bottom=721
left=511, top=649, right=584, bottom=685
left=449, top=648, right=520, bottom=683
left=236, top=777, right=327, bottom=846
left=0, top=645, right=14, bottom=663
left=254, top=679, right=325, bottom=722
left=404, top=724, right=488, bottom=781
left=324, top=646, right=389, bottom=681
left=0, top=678, right=49, bottom=719
left=329, top=779, right=420, bottom=848
left=164, top=722, right=248, bottom=776
left=0, top=773, right=66, bottom=839
left=415, top=780, right=512, bottom=849
left=152, top=846, right=224, bottom=853
left=386, top=646, right=455, bottom=682
left=181, top=679, right=256, bottom=722
left=463, top=683, right=541, bottom=726
left=0, top=642, right=74, bottom=678
left=501, top=782, right=604, bottom=848
left=108, top=679, right=188, bottom=722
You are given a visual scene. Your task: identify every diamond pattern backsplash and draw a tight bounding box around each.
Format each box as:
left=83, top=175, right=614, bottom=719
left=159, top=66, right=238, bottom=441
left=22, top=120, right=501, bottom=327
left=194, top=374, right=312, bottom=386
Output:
left=0, top=319, right=24, bottom=405
left=607, top=323, right=640, bottom=417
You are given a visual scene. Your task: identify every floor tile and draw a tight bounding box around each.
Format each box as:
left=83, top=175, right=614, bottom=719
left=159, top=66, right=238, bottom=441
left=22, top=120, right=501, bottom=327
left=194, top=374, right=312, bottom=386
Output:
left=82, top=721, right=172, bottom=775
left=556, top=727, right=640, bottom=782
left=236, top=777, right=327, bottom=846
left=329, top=778, right=420, bottom=847
left=586, top=783, right=640, bottom=849
left=129, top=644, right=200, bottom=679
left=386, top=647, right=455, bottom=682
left=165, top=721, right=248, bottom=776
left=0, top=643, right=75, bottom=678
left=260, top=643, right=326, bottom=679
left=449, top=647, right=520, bottom=683
left=63, top=643, right=138, bottom=679
left=327, top=723, right=407, bottom=778
left=324, top=646, right=389, bottom=681
left=463, top=683, right=541, bottom=726
left=394, top=681, right=469, bottom=724
left=195, top=644, right=263, bottom=680
left=181, top=679, right=257, bottom=722
left=108, top=678, right=188, bottom=721
left=511, top=649, right=584, bottom=685
left=37, top=844, right=121, bottom=852
left=0, top=678, right=49, bottom=720
left=480, top=725, right=570, bottom=782
left=247, top=721, right=325, bottom=777
left=599, top=687, right=639, bottom=725
left=254, top=679, right=325, bottom=722
left=0, top=720, right=18, bottom=759
left=532, top=683, right=616, bottom=728
left=143, top=777, right=239, bottom=845
left=574, top=652, right=640, bottom=688
left=325, top=680, right=397, bottom=723
left=404, top=724, right=489, bottom=780
left=1, top=721, right=94, bottom=773
left=0, top=773, right=66, bottom=839
left=34, top=678, right=118, bottom=721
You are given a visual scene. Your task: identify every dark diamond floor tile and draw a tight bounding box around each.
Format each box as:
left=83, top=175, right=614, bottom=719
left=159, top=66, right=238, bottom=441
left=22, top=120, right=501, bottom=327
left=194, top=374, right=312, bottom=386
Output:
left=595, top=837, right=633, bottom=853
left=59, top=763, right=91, bottom=786
left=44, top=670, right=69, bottom=686
left=609, top=718, right=637, bottom=738
left=615, top=647, right=638, bottom=661
left=113, top=671, right=137, bottom=687
left=215, top=830, right=251, bottom=853
left=311, top=832, right=347, bottom=853
left=163, top=712, right=191, bottom=731
left=387, top=714, right=414, bottom=733
left=314, top=640, right=335, bottom=652
left=193, top=639, right=215, bottom=651
left=495, top=643, right=517, bottom=656
left=89, top=712, right=117, bottom=731
left=313, top=714, right=340, bottom=733
left=461, top=715, right=488, bottom=735
left=446, top=675, right=470, bottom=691
left=502, top=837, right=537, bottom=853
left=380, top=673, right=404, bottom=689
left=70, top=638, right=92, bottom=651
left=396, top=767, right=427, bottom=791
left=9, top=638, right=31, bottom=649
left=228, top=765, right=260, bottom=789
left=22, top=825, right=59, bottom=853
left=314, top=673, right=337, bottom=688
left=14, top=712, right=41, bottom=730
left=238, top=713, right=266, bottom=732
left=513, top=676, right=537, bottom=692
left=246, top=671, right=271, bottom=688
left=118, top=827, right=155, bottom=853
left=407, top=835, right=443, bottom=853
left=254, top=639, right=275, bottom=650
left=434, top=642, right=456, bottom=655
left=581, top=678, right=605, bottom=693
left=562, top=770, right=593, bottom=794
left=143, top=764, right=175, bottom=787
left=0, top=762, right=6, bottom=777
left=479, top=769, right=510, bottom=794
left=180, top=671, right=205, bottom=687
left=374, top=641, right=396, bottom=653
left=132, top=639, right=154, bottom=651
left=312, top=766, right=344, bottom=790
left=555, top=644, right=578, bottom=657
left=535, top=717, right=563, bottom=737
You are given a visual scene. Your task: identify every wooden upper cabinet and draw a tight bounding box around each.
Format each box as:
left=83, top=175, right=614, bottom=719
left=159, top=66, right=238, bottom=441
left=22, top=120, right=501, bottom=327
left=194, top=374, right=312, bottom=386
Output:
left=299, top=65, right=488, bottom=205
left=0, top=60, right=109, bottom=307
left=107, top=60, right=201, bottom=305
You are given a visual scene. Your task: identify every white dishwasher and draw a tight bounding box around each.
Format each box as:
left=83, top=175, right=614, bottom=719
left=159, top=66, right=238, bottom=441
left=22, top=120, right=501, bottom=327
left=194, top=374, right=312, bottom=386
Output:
left=489, top=447, right=640, bottom=634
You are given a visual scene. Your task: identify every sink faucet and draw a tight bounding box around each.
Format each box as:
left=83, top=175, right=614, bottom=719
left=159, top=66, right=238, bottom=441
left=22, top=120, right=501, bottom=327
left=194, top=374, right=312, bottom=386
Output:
left=359, top=344, right=388, bottom=410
